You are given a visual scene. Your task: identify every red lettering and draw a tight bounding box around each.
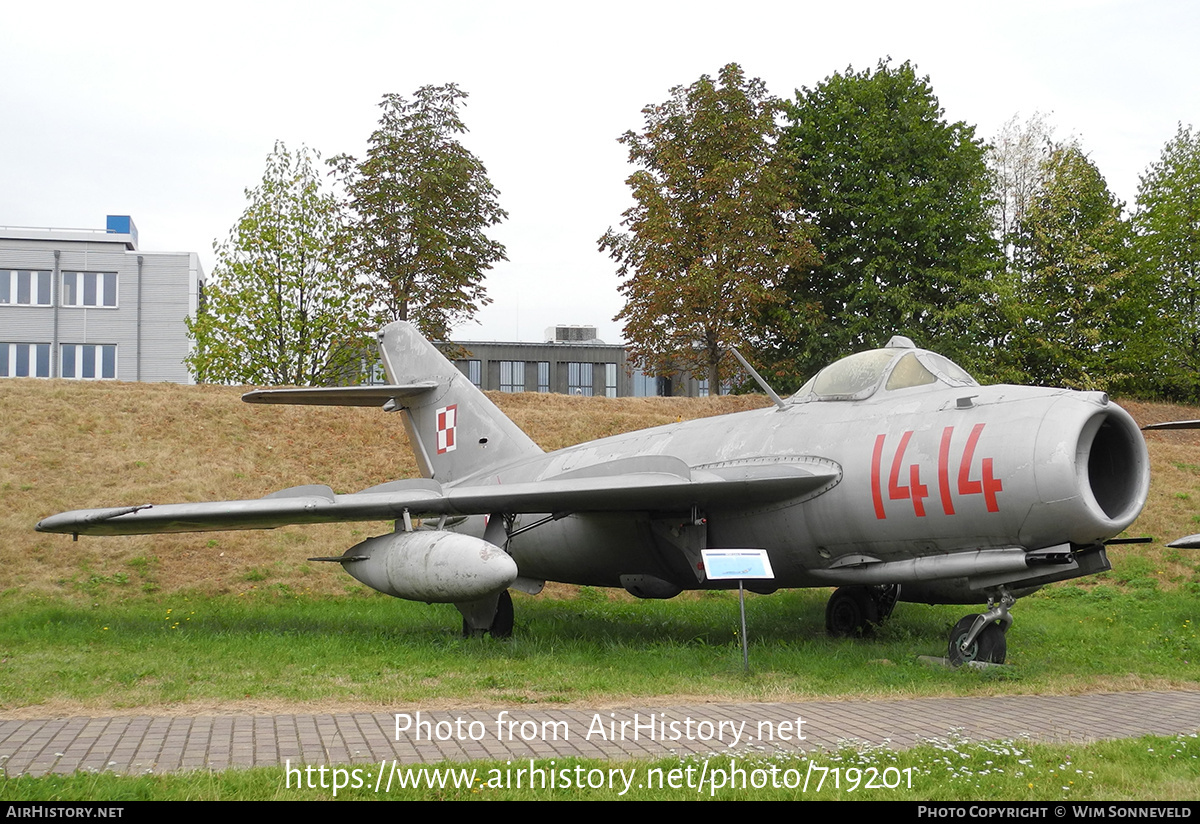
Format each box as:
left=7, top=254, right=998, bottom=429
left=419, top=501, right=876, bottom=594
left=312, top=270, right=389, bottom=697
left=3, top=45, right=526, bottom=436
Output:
left=888, top=431, right=914, bottom=502
left=938, top=426, right=955, bottom=515
left=887, top=431, right=929, bottom=517
left=871, top=434, right=886, bottom=520
left=873, top=424, right=1000, bottom=518
left=957, top=423, right=986, bottom=496
left=957, top=423, right=1003, bottom=512
left=910, top=463, right=929, bottom=516
left=982, top=457, right=1003, bottom=512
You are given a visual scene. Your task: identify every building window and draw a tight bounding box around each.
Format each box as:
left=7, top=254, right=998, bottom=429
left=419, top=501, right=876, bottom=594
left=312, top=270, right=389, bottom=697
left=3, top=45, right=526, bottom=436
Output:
left=458, top=360, right=481, bottom=387
left=61, top=344, right=117, bottom=379
left=605, top=363, right=617, bottom=398
left=0, top=343, right=51, bottom=377
left=537, top=361, right=549, bottom=393
left=697, top=378, right=710, bottom=397
left=499, top=361, right=525, bottom=393
left=0, top=270, right=52, bottom=306
left=363, top=358, right=387, bottom=385
left=567, top=362, right=594, bottom=396
left=62, top=271, right=117, bottom=308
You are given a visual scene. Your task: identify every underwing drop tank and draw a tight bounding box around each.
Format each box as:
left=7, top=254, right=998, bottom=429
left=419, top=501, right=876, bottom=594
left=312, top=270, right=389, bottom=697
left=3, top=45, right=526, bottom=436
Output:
left=338, top=530, right=517, bottom=603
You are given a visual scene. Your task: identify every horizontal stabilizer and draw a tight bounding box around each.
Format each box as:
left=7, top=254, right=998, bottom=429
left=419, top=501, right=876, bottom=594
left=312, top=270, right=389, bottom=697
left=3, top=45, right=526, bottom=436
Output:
left=242, top=383, right=438, bottom=408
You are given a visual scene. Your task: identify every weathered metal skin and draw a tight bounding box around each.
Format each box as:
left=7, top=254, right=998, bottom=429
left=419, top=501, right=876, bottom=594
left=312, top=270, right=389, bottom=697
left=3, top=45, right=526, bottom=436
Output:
left=340, top=530, right=517, bottom=603
left=490, top=384, right=1148, bottom=600
left=38, top=322, right=1151, bottom=642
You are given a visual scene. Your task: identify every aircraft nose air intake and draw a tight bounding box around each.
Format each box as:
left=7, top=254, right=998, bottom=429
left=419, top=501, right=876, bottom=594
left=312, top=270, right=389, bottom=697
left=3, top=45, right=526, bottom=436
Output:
left=1079, top=402, right=1149, bottom=524
left=1026, top=394, right=1149, bottom=546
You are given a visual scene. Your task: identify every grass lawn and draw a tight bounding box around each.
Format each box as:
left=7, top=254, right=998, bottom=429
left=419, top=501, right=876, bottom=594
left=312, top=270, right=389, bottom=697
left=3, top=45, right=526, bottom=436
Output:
left=3, top=733, right=1197, bottom=801
left=1, top=582, right=1196, bottom=712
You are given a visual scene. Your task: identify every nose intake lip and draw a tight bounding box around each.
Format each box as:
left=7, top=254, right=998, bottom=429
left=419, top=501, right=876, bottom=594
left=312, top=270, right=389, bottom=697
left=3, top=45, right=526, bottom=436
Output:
left=1024, top=395, right=1149, bottom=548
left=1077, top=403, right=1149, bottom=527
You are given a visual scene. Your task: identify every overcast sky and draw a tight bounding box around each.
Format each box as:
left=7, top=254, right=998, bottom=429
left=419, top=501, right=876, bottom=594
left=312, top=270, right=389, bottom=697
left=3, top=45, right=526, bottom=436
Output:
left=3, top=1, right=1196, bottom=344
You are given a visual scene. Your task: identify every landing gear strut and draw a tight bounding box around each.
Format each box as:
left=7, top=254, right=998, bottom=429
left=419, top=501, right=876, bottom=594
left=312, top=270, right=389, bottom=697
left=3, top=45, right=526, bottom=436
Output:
left=489, top=589, right=514, bottom=639
left=460, top=512, right=520, bottom=639
left=460, top=590, right=514, bottom=639
left=825, top=585, right=900, bottom=637
left=947, top=588, right=1014, bottom=666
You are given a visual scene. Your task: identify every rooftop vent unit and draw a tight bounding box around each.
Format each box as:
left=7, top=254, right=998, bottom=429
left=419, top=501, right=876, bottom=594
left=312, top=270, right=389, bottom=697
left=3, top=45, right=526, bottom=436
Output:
left=546, top=325, right=599, bottom=343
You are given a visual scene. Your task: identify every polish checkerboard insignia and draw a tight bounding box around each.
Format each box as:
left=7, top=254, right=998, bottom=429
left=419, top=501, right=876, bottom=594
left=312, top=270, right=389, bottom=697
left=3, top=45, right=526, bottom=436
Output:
left=436, top=404, right=458, bottom=454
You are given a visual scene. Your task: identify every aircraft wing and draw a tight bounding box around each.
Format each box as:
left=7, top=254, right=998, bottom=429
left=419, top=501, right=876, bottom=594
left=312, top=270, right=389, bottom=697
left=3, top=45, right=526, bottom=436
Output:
left=37, top=457, right=841, bottom=537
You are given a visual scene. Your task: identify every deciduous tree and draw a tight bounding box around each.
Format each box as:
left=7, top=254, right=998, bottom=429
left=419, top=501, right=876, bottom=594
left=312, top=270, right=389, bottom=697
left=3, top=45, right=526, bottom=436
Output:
left=1004, top=144, right=1149, bottom=391
left=599, top=63, right=819, bottom=390
left=330, top=85, right=507, bottom=341
left=1134, top=124, right=1200, bottom=397
left=988, top=112, right=1055, bottom=263
left=186, top=142, right=367, bottom=386
left=780, top=60, right=1001, bottom=382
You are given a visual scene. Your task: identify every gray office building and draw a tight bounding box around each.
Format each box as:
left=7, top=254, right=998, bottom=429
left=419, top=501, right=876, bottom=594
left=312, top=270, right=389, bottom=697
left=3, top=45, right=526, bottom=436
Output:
left=0, top=216, right=205, bottom=383
left=445, top=325, right=712, bottom=398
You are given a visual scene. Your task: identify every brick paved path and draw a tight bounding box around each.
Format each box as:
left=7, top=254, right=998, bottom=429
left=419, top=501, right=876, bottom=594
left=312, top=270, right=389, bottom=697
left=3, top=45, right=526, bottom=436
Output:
left=3, top=691, right=1198, bottom=776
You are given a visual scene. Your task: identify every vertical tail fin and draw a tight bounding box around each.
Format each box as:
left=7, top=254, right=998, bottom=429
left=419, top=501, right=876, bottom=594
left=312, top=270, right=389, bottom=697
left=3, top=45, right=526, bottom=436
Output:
left=377, top=321, right=542, bottom=482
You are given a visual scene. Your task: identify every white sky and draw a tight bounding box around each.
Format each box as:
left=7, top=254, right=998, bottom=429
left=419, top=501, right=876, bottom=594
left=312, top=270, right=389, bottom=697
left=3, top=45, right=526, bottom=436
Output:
left=3, top=0, right=1196, bottom=344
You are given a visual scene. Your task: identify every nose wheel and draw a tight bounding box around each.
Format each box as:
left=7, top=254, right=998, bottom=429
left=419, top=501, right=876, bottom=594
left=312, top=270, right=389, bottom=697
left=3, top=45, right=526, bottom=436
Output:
left=948, top=615, right=1006, bottom=665
left=947, top=589, right=1014, bottom=666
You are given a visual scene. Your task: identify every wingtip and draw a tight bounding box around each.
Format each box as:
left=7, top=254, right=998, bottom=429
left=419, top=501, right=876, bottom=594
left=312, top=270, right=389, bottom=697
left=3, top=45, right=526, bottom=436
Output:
left=35, top=513, right=71, bottom=534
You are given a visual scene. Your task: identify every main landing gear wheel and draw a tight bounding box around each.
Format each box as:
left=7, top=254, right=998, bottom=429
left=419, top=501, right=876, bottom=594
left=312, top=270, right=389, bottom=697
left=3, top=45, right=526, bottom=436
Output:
left=462, top=590, right=514, bottom=639
left=825, top=587, right=880, bottom=637
left=947, top=614, right=1007, bottom=666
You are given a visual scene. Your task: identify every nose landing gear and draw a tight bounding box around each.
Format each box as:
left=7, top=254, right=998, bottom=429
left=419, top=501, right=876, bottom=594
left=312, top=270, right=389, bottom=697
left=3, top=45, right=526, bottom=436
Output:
left=948, top=588, right=1014, bottom=666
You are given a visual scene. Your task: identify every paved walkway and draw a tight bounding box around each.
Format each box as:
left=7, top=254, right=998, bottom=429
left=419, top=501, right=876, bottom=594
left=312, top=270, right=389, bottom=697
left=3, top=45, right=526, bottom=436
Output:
left=2, top=691, right=1198, bottom=777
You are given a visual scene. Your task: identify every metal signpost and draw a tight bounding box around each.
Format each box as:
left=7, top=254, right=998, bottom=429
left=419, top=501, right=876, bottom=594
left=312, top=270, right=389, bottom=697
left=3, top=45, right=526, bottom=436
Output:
left=700, top=549, right=776, bottom=673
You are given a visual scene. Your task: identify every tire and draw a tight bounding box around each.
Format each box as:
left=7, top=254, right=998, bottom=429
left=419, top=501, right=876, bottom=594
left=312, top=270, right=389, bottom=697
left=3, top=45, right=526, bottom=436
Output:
left=825, top=587, right=880, bottom=638
left=947, top=615, right=1007, bottom=665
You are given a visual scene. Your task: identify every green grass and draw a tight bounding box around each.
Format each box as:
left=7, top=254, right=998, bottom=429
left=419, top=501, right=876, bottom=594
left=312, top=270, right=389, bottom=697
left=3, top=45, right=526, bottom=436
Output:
left=2, top=733, right=1196, bottom=800
left=1, top=584, right=1197, bottom=711
left=2, top=585, right=1198, bottom=801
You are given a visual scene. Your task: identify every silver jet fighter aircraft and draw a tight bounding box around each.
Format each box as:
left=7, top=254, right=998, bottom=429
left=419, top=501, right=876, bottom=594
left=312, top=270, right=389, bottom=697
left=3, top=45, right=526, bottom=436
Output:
left=38, top=322, right=1151, bottom=665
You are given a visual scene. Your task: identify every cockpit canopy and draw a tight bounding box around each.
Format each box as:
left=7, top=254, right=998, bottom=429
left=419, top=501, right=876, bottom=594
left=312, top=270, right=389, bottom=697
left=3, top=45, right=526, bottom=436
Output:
left=790, top=335, right=978, bottom=403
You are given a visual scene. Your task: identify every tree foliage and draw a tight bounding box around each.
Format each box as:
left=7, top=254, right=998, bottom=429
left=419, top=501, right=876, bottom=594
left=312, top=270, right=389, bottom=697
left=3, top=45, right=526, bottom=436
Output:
left=779, top=60, right=1001, bottom=382
left=1134, top=124, right=1200, bottom=397
left=329, top=85, right=507, bottom=341
left=988, top=112, right=1055, bottom=263
left=1002, top=144, right=1148, bottom=390
left=599, top=63, right=819, bottom=389
left=186, top=142, right=367, bottom=386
